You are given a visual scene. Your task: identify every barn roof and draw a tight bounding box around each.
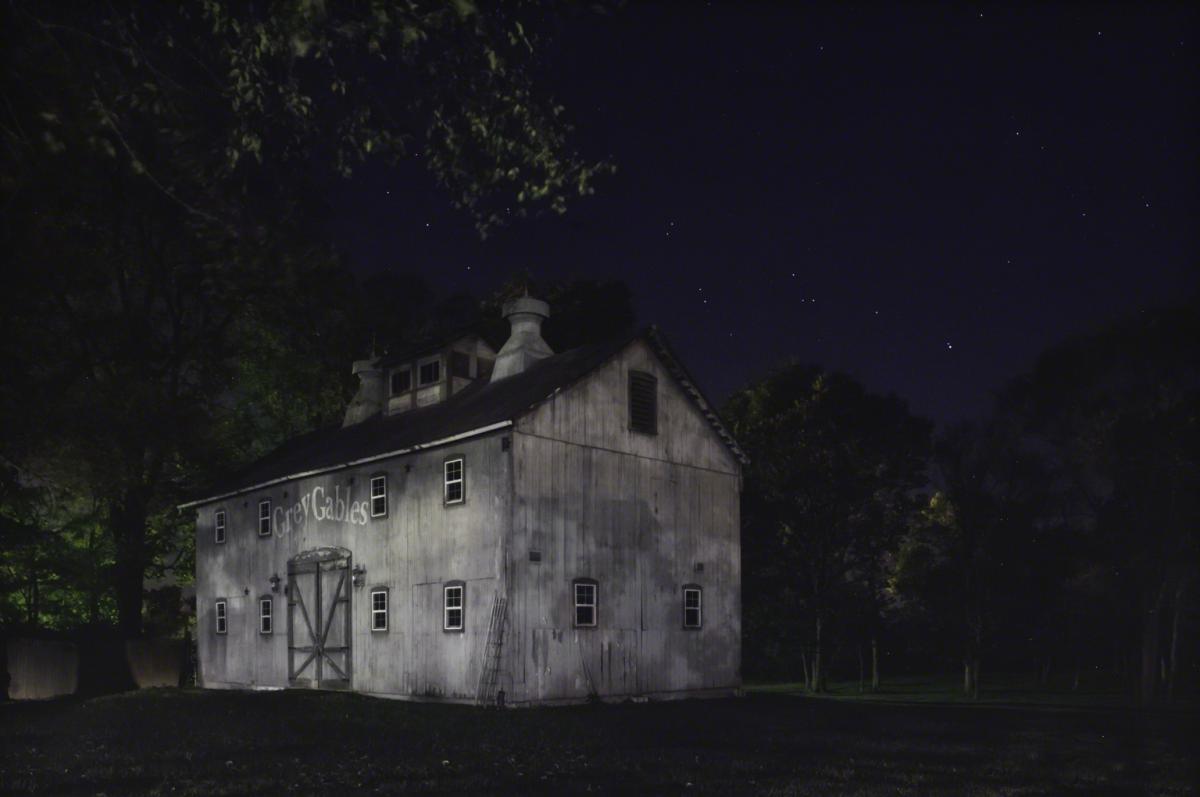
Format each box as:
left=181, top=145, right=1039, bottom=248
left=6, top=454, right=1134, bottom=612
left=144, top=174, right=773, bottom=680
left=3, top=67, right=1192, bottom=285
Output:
left=181, top=327, right=745, bottom=508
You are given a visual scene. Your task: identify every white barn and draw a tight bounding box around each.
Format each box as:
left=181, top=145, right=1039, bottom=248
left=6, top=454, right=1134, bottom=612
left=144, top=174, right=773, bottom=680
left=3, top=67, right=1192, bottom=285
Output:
left=185, top=297, right=745, bottom=705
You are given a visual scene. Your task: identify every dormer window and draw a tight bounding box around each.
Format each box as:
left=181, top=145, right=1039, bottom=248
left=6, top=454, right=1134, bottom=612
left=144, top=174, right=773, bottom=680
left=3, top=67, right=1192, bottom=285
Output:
left=390, top=367, right=411, bottom=395
left=418, top=357, right=441, bottom=387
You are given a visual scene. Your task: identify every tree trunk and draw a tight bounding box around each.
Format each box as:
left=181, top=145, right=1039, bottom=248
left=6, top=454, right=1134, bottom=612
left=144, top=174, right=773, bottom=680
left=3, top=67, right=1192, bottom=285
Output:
left=1138, top=580, right=1168, bottom=704
left=27, top=567, right=39, bottom=627
left=179, top=627, right=193, bottom=688
left=812, top=616, right=825, bottom=693
left=870, top=636, right=880, bottom=692
left=800, top=647, right=810, bottom=692
left=110, top=491, right=149, bottom=639
left=963, top=616, right=982, bottom=699
left=87, top=524, right=102, bottom=626
left=857, top=643, right=864, bottom=694
left=1167, top=577, right=1187, bottom=701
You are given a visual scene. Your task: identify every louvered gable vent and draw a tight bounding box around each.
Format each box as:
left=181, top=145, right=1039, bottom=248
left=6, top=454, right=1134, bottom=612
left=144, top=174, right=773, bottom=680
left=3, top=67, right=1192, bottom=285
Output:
left=628, top=370, right=658, bottom=435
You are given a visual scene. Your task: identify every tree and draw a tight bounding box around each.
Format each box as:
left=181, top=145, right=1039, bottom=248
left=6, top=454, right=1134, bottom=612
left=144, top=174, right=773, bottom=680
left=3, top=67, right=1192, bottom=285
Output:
left=891, top=420, right=1046, bottom=699
left=1002, top=303, right=1200, bottom=702
left=1, top=1, right=608, bottom=637
left=725, top=364, right=931, bottom=691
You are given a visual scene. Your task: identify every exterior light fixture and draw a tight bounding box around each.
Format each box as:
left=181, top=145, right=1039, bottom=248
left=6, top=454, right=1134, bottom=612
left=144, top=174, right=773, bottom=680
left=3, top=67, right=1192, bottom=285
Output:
left=269, top=573, right=282, bottom=593
left=352, top=564, right=366, bottom=588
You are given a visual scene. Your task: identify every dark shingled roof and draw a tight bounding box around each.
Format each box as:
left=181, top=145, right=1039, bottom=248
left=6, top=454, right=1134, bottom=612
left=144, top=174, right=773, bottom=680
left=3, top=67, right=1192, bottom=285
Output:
left=184, top=327, right=745, bottom=506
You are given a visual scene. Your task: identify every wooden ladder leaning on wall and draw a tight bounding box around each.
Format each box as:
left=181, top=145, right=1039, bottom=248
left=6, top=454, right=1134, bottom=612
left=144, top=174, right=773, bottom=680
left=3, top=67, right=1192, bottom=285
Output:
left=476, top=591, right=508, bottom=707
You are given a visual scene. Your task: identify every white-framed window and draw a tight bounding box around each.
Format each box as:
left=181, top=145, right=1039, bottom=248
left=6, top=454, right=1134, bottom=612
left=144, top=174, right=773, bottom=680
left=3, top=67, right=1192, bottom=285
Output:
left=215, top=600, right=227, bottom=634
left=683, top=586, right=702, bottom=629
left=258, top=499, right=271, bottom=536
left=444, top=458, right=464, bottom=504
left=417, top=356, right=441, bottom=387
left=214, top=510, right=226, bottom=544
left=390, top=367, right=412, bottom=395
left=443, top=583, right=464, bottom=631
left=370, top=474, right=387, bottom=518
left=370, top=588, right=388, bottom=632
left=259, top=597, right=273, bottom=635
left=573, top=579, right=597, bottom=627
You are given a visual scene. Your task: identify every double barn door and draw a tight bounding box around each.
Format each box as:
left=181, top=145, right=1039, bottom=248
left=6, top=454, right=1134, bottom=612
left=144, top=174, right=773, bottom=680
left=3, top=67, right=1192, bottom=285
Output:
left=287, top=551, right=351, bottom=689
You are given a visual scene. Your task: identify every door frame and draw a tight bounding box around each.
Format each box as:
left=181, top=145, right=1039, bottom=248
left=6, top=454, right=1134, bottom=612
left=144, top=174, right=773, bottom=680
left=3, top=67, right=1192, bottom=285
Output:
left=286, top=547, right=353, bottom=690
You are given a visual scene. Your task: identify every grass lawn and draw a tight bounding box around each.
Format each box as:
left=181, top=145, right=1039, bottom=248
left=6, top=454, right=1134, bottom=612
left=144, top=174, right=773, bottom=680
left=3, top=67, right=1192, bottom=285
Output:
left=748, top=672, right=1200, bottom=709
left=2, top=687, right=1196, bottom=795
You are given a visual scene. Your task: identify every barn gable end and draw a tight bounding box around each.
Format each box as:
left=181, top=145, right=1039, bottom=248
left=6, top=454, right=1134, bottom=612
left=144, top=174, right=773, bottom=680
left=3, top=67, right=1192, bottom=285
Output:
left=506, top=337, right=742, bottom=704
left=515, top=335, right=743, bottom=476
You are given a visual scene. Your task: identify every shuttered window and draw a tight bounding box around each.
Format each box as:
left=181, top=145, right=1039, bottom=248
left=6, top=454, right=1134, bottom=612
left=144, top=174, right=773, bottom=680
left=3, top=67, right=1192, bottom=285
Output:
left=628, top=370, right=658, bottom=435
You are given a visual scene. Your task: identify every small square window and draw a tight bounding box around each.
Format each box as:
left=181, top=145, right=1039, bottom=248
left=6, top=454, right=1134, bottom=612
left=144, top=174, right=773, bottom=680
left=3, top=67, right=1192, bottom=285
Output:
left=259, top=597, right=273, bottom=635
left=444, top=584, right=464, bottom=631
left=444, top=458, right=464, bottom=504
left=574, top=580, right=597, bottom=627
left=258, top=500, right=271, bottom=536
left=370, top=589, right=388, bottom=632
left=370, top=475, right=387, bottom=518
left=214, top=510, right=226, bottom=544
left=215, top=600, right=227, bottom=634
left=683, top=587, right=702, bottom=629
left=390, top=368, right=412, bottom=395
left=418, top=358, right=441, bottom=386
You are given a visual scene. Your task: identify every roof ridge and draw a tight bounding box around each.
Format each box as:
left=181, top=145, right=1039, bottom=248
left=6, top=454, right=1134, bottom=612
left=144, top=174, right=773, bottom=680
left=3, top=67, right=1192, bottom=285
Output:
left=180, top=326, right=745, bottom=508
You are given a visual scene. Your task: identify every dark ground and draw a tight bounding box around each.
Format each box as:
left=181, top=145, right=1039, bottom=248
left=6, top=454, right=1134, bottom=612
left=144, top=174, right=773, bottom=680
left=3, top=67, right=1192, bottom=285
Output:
left=1, top=688, right=1196, bottom=795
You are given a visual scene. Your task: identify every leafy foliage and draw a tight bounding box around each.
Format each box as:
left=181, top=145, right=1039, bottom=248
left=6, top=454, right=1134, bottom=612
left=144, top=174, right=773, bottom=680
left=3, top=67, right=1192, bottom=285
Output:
left=724, top=364, right=931, bottom=686
left=0, top=0, right=608, bottom=635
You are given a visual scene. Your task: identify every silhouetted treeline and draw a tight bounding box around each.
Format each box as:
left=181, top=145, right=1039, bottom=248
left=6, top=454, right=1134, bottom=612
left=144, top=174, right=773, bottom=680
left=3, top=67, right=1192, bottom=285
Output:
left=728, top=302, right=1200, bottom=702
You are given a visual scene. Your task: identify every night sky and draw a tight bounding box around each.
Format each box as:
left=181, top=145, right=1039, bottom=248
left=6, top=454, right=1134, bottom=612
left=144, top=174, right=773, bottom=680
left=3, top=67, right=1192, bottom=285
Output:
left=325, top=2, right=1197, bottom=425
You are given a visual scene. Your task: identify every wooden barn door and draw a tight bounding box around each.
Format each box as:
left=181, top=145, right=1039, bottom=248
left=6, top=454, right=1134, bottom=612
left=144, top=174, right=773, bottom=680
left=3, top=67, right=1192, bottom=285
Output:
left=287, top=550, right=352, bottom=690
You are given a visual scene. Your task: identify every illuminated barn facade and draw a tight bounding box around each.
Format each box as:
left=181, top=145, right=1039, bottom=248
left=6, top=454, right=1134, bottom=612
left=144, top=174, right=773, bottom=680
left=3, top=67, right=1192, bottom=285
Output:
left=186, top=297, right=745, bottom=705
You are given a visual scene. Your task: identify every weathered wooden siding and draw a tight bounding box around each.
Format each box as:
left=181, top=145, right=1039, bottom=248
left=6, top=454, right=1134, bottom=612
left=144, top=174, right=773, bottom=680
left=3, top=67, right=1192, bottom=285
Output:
left=194, top=430, right=510, bottom=700
left=517, top=340, right=740, bottom=477
left=507, top=340, right=741, bottom=704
